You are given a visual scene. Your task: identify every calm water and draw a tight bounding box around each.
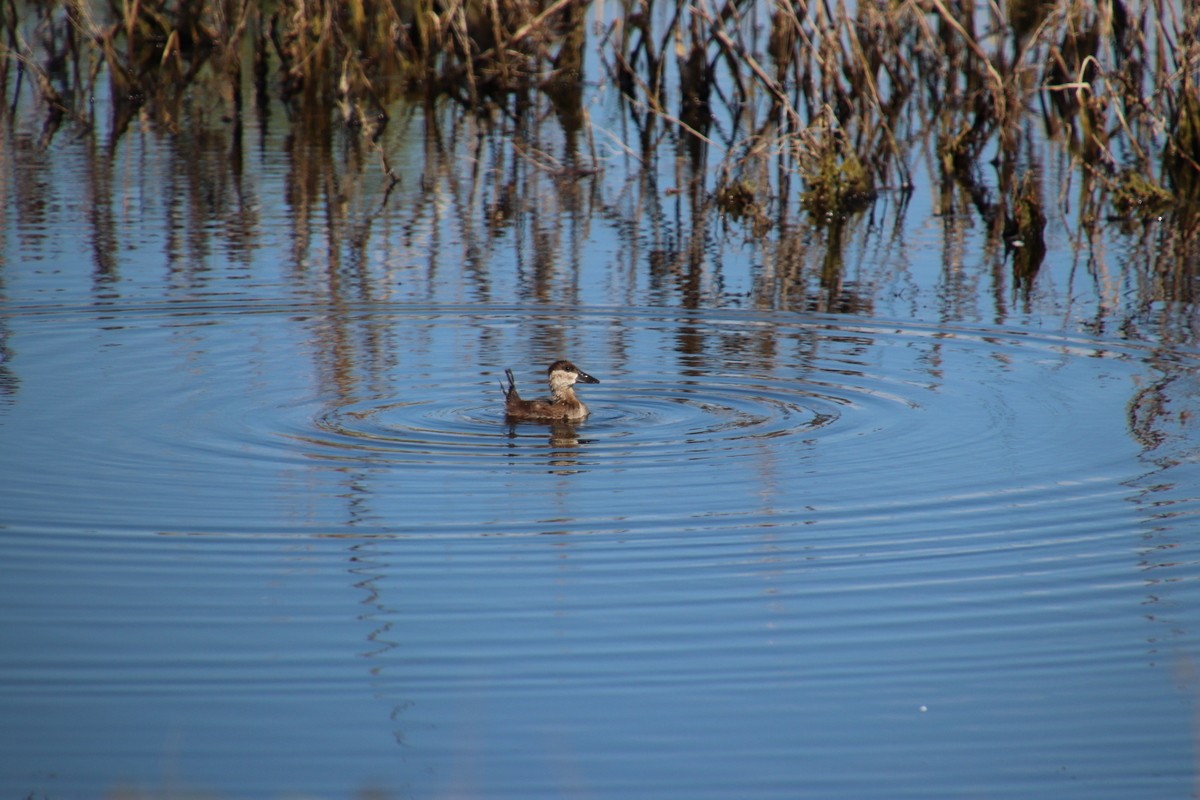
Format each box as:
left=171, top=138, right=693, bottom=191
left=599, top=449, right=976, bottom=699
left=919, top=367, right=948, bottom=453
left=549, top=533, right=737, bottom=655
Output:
left=2, top=84, right=1200, bottom=798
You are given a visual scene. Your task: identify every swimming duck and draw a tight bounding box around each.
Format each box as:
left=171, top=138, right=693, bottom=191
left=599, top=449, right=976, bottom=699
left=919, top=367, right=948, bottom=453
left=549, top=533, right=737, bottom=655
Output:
left=501, top=360, right=600, bottom=421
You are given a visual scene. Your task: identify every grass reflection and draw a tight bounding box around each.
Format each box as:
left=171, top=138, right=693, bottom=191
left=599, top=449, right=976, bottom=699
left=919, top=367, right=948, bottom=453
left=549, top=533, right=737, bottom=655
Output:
left=1, top=0, right=1198, bottom=319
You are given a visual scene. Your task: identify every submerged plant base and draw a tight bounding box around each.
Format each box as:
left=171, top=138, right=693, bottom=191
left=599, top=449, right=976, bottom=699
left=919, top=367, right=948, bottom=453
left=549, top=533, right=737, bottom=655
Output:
left=714, top=179, right=756, bottom=216
left=714, top=178, right=772, bottom=237
left=1009, top=171, right=1047, bottom=286
left=1111, top=168, right=1174, bottom=220
left=800, top=141, right=876, bottom=220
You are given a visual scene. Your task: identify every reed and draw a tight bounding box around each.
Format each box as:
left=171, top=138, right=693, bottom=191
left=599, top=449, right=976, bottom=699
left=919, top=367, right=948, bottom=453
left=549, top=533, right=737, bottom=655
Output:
left=0, top=0, right=587, bottom=140
left=1164, top=79, right=1200, bottom=205
left=1, top=0, right=1197, bottom=229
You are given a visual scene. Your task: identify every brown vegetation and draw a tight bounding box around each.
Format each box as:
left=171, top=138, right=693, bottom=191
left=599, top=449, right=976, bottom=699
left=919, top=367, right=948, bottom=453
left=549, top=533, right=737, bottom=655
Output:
left=1, top=0, right=1198, bottom=283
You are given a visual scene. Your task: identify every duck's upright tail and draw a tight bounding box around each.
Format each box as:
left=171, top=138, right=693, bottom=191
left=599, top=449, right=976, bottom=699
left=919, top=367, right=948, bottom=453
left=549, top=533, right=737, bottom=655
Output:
left=501, top=369, right=519, bottom=403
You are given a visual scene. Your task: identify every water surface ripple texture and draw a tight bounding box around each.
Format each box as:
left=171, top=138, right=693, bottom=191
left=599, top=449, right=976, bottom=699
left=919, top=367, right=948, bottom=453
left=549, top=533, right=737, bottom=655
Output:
left=1, top=297, right=1198, bottom=799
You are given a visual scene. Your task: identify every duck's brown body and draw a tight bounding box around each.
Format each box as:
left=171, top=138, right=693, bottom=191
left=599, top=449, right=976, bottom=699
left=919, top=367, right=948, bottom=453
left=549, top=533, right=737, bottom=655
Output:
left=502, top=360, right=600, bottom=421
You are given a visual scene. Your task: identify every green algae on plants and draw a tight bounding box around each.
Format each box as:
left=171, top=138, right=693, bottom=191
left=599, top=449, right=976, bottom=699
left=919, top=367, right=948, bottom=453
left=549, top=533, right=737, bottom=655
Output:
left=799, top=127, right=875, bottom=219
left=1112, top=168, right=1174, bottom=220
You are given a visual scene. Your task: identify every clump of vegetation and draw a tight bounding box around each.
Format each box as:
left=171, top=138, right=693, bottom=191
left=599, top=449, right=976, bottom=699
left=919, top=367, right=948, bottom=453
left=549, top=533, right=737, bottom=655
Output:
left=1008, top=171, right=1047, bottom=285
left=1111, top=167, right=1174, bottom=220
left=714, top=177, right=757, bottom=218
left=714, top=173, right=772, bottom=237
left=798, top=122, right=874, bottom=219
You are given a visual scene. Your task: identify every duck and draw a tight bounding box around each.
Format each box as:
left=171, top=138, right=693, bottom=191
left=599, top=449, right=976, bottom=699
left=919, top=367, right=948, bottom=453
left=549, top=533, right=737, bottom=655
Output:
left=501, top=360, right=600, bottom=421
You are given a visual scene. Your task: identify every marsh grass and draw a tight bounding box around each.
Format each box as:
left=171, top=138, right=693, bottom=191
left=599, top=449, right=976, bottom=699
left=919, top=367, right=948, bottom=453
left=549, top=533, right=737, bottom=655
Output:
left=2, top=1, right=1198, bottom=250
left=0, top=0, right=590, bottom=142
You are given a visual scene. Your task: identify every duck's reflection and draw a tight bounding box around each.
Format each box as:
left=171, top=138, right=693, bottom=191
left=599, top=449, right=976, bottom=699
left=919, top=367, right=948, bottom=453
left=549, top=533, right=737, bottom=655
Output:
left=504, top=418, right=595, bottom=474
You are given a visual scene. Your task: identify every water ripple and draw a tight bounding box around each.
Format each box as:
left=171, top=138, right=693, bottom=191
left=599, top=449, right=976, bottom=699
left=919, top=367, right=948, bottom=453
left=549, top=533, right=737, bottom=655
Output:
left=304, top=373, right=842, bottom=468
left=4, top=300, right=1200, bottom=800
left=2, top=300, right=1197, bottom=539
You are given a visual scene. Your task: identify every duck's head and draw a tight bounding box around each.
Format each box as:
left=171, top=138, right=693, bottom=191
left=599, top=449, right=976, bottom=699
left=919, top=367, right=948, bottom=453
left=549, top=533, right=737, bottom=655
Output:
left=547, top=360, right=599, bottom=390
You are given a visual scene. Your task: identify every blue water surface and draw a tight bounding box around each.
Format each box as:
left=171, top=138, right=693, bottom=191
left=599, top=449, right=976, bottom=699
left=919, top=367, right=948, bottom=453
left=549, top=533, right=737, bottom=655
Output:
left=1, top=69, right=1199, bottom=800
